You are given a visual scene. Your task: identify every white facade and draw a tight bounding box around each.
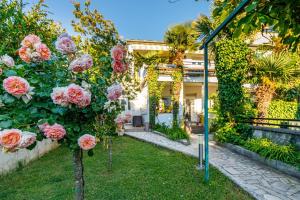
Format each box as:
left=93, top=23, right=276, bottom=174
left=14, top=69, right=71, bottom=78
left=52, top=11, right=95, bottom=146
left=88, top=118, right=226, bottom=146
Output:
left=127, top=40, right=218, bottom=127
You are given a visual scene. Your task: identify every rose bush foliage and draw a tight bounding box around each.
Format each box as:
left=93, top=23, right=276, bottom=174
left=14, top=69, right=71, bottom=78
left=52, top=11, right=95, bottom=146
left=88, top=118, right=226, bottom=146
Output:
left=0, top=33, right=130, bottom=153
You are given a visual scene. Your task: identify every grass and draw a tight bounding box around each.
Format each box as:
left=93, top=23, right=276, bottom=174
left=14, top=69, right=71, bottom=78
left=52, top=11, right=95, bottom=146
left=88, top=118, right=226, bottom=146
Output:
left=0, top=137, right=253, bottom=200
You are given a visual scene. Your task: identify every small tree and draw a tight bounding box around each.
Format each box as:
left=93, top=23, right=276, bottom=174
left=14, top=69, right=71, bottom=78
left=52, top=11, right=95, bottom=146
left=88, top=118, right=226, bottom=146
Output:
left=252, top=52, right=300, bottom=118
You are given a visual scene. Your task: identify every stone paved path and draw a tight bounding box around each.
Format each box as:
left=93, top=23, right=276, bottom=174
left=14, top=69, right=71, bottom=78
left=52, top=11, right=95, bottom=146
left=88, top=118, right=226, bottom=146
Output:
left=125, top=131, right=300, bottom=200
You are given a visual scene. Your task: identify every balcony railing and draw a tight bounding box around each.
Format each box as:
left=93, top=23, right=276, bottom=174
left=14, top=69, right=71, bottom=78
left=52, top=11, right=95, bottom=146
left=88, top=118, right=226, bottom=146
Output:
left=158, top=65, right=216, bottom=77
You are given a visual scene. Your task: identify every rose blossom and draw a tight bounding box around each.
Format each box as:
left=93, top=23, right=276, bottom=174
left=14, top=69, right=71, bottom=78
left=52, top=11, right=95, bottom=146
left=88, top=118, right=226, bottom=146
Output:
left=0, top=54, right=15, bottom=67
left=18, top=132, right=36, bottom=148
left=77, top=91, right=91, bottom=108
left=114, top=114, right=124, bottom=125
left=112, top=60, right=128, bottom=73
left=124, top=112, right=132, bottom=123
left=107, top=83, right=123, bottom=101
left=51, top=87, right=69, bottom=107
left=42, top=123, right=66, bottom=140
left=35, top=43, right=51, bottom=61
left=66, top=84, right=85, bottom=104
left=111, top=44, right=126, bottom=61
left=3, top=76, right=30, bottom=96
left=19, top=46, right=31, bottom=63
left=78, top=134, right=96, bottom=150
left=68, top=54, right=93, bottom=72
left=55, top=33, right=77, bottom=54
left=38, top=123, right=49, bottom=132
left=21, top=34, right=41, bottom=48
left=0, top=129, right=22, bottom=150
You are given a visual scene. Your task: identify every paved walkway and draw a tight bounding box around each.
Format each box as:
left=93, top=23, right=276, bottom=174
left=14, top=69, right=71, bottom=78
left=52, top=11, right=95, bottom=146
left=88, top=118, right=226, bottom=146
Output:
left=125, top=131, right=300, bottom=200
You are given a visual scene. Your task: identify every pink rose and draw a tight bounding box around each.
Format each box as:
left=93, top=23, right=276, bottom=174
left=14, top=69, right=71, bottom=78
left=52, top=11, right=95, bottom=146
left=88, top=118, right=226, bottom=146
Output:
left=115, top=114, right=124, bottom=126
left=111, top=45, right=126, bottom=61
left=124, top=112, right=132, bottom=123
left=68, top=54, right=93, bottom=73
left=19, top=46, right=31, bottom=63
left=21, top=34, right=41, bottom=48
left=112, top=60, right=128, bottom=73
left=18, top=131, right=36, bottom=148
left=107, top=83, right=123, bottom=101
left=51, top=87, right=69, bottom=107
left=78, top=134, right=96, bottom=150
left=0, top=54, right=15, bottom=67
left=38, top=123, right=49, bottom=132
left=35, top=43, right=51, bottom=61
left=0, top=129, right=22, bottom=150
left=55, top=33, right=77, bottom=54
left=42, top=123, right=66, bottom=140
left=77, top=91, right=91, bottom=108
left=66, top=84, right=85, bottom=104
left=3, top=76, right=30, bottom=96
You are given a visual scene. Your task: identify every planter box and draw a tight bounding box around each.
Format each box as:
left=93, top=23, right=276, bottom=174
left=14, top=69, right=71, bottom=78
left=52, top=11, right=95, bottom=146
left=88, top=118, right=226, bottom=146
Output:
left=220, top=142, right=300, bottom=179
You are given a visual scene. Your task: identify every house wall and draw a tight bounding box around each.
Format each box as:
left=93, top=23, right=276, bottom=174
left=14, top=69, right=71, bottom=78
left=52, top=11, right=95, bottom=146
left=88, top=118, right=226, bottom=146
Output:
left=129, top=85, right=149, bottom=125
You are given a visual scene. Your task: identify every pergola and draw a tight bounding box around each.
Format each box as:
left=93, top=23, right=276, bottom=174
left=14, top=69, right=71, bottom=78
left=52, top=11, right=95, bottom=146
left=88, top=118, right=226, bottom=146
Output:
left=200, top=0, right=251, bottom=182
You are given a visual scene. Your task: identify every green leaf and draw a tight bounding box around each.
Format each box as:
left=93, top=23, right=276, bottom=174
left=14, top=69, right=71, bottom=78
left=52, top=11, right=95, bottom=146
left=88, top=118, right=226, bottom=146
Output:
left=245, top=2, right=257, bottom=12
left=51, top=107, right=67, bottom=116
left=0, top=115, right=10, bottom=121
left=26, top=141, right=37, bottom=150
left=0, top=120, right=12, bottom=128
left=87, top=149, right=94, bottom=157
left=2, top=94, right=15, bottom=104
left=4, top=69, right=17, bottom=77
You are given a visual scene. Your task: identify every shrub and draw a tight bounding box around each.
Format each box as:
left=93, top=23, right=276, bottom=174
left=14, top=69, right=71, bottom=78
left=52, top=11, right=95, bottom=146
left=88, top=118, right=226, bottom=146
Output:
left=244, top=138, right=299, bottom=165
left=267, top=100, right=298, bottom=119
left=214, top=123, right=243, bottom=145
left=154, top=123, right=189, bottom=140
left=235, top=123, right=252, bottom=140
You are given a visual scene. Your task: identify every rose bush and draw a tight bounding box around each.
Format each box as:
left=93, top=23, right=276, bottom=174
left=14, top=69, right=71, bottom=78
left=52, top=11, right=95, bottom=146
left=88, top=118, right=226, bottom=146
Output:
left=0, top=1, right=138, bottom=199
left=0, top=32, right=131, bottom=199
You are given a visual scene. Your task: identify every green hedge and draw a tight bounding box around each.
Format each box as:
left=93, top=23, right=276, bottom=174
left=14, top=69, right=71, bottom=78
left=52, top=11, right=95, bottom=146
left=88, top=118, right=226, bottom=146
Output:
left=267, top=100, right=299, bottom=119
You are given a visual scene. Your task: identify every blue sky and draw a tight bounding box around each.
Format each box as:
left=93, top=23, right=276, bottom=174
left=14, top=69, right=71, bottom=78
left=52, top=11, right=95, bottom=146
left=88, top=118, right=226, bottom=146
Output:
left=26, top=0, right=212, bottom=41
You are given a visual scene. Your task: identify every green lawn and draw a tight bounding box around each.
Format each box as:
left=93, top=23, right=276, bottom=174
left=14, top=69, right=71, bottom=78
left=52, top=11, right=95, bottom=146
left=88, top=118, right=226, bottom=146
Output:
left=0, top=137, right=253, bottom=200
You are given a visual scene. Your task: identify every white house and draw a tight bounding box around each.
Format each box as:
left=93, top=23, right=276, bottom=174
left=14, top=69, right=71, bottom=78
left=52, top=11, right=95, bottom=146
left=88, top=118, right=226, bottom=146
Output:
left=126, top=40, right=217, bottom=129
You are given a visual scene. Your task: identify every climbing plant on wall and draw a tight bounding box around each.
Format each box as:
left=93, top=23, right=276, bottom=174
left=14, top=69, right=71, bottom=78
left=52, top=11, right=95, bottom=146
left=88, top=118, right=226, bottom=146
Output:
left=147, top=65, right=160, bottom=128
left=215, top=39, right=252, bottom=122
left=171, top=69, right=183, bottom=127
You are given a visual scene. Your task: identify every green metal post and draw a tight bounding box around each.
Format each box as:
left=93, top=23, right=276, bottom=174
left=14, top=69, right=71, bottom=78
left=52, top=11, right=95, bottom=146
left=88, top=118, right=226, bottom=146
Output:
left=204, top=44, right=209, bottom=182
left=199, top=0, right=251, bottom=183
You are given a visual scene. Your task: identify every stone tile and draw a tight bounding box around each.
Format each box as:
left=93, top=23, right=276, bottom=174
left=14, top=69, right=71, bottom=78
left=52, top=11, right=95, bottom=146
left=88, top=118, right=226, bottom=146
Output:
left=290, top=191, right=300, bottom=200
left=263, top=194, right=283, bottom=200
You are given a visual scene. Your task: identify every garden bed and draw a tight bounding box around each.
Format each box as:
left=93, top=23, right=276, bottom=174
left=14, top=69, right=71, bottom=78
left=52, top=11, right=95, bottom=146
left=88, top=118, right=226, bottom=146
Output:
left=152, top=130, right=190, bottom=145
left=220, top=142, right=300, bottom=179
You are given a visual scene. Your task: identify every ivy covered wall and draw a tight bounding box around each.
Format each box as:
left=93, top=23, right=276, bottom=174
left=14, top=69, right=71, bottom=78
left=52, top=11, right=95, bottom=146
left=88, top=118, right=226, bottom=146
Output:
left=215, top=39, right=252, bottom=121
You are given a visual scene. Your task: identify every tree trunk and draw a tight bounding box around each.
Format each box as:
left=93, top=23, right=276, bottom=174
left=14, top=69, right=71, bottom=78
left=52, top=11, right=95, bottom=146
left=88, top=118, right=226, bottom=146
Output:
left=108, top=136, right=112, bottom=172
left=73, top=149, right=84, bottom=200
left=255, top=78, right=276, bottom=121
